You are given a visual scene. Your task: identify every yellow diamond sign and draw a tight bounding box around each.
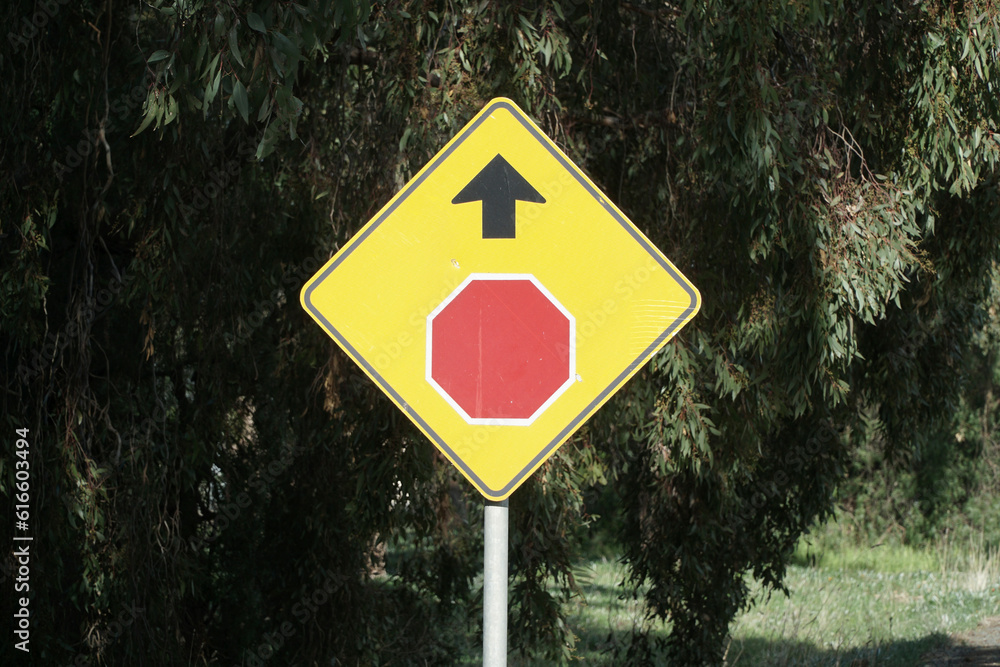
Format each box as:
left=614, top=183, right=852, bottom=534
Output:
left=301, top=98, right=700, bottom=500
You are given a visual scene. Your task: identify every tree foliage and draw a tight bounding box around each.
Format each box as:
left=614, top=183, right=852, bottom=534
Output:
left=2, top=0, right=999, bottom=665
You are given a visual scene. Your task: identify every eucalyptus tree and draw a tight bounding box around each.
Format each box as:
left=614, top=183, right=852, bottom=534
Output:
left=3, top=1, right=998, bottom=664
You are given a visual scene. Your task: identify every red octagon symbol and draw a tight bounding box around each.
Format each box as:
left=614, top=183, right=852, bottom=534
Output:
left=427, top=274, right=576, bottom=425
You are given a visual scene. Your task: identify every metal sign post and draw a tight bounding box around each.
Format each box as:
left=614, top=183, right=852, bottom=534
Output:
left=299, top=98, right=701, bottom=661
left=483, top=499, right=509, bottom=667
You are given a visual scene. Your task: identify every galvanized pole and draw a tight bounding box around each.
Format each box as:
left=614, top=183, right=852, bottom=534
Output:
left=483, top=499, right=509, bottom=667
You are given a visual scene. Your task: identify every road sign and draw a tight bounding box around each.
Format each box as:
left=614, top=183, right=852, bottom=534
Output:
left=427, top=273, right=575, bottom=425
left=301, top=98, right=700, bottom=500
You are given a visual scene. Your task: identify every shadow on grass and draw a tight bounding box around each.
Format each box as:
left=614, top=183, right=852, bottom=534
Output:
left=921, top=643, right=1000, bottom=666
left=725, top=632, right=951, bottom=666
left=502, top=630, right=963, bottom=666
left=464, top=617, right=986, bottom=666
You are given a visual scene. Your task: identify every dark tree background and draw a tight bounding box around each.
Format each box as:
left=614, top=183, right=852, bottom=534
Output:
left=2, top=0, right=999, bottom=664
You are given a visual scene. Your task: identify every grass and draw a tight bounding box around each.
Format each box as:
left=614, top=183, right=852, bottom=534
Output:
left=726, top=564, right=997, bottom=665
left=725, top=531, right=1000, bottom=666
left=453, top=529, right=1000, bottom=665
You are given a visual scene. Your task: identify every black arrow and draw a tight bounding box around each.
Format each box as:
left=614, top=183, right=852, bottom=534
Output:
left=452, top=154, right=545, bottom=239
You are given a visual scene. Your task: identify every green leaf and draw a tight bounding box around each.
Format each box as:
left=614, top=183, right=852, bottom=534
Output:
left=194, top=32, right=208, bottom=71
left=271, top=31, right=301, bottom=63
left=247, top=12, right=266, bottom=33
left=229, top=25, right=245, bottom=68
left=232, top=80, right=249, bottom=122
left=131, top=95, right=157, bottom=136
left=154, top=94, right=165, bottom=128
left=163, top=95, right=179, bottom=126
left=256, top=95, right=272, bottom=122
left=204, top=69, right=222, bottom=109
left=540, top=38, right=552, bottom=66
left=256, top=124, right=280, bottom=160
left=202, top=52, right=220, bottom=80
left=147, top=50, right=171, bottom=64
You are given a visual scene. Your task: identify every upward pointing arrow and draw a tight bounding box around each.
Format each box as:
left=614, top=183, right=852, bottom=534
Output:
left=452, top=154, right=545, bottom=239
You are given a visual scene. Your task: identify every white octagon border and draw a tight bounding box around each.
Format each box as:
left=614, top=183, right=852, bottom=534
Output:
left=426, top=273, right=577, bottom=426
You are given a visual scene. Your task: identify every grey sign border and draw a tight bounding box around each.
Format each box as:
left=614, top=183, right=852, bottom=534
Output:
left=302, top=99, right=700, bottom=499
